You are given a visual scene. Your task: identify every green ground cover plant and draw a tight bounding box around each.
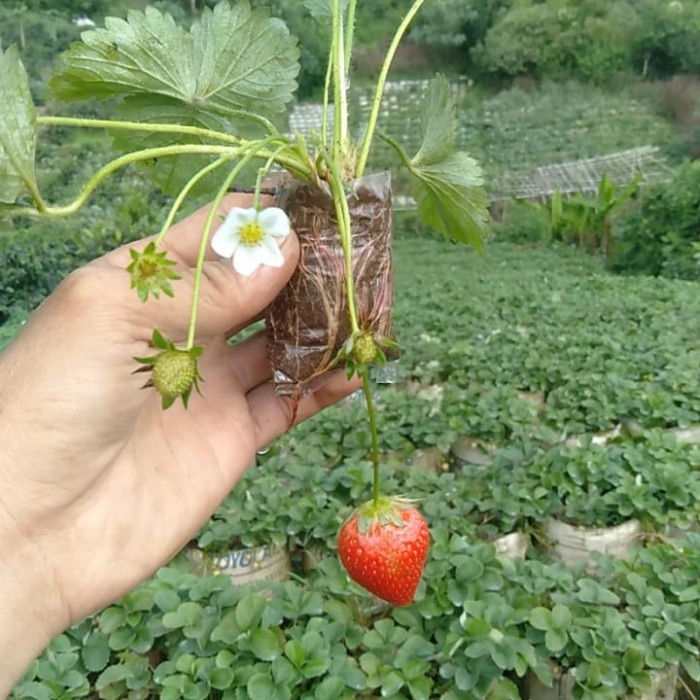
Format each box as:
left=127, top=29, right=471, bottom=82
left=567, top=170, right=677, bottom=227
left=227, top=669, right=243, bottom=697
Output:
left=392, top=237, right=700, bottom=435
left=8, top=214, right=700, bottom=699
left=610, top=161, right=700, bottom=280
left=459, top=82, right=677, bottom=181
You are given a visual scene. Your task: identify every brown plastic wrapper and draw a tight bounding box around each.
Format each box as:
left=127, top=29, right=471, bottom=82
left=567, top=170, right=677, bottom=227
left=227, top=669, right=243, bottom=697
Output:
left=266, top=171, right=397, bottom=397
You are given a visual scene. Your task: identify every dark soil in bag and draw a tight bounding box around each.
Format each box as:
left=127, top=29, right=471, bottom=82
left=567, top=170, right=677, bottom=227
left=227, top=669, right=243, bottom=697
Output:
left=266, top=171, right=397, bottom=397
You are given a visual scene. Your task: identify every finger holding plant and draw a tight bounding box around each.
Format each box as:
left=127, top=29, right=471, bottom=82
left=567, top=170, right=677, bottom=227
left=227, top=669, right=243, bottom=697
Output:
left=0, top=0, right=490, bottom=605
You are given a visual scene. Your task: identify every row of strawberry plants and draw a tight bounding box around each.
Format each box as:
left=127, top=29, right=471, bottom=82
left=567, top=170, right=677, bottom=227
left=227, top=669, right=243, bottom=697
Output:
left=13, top=417, right=700, bottom=699
left=391, top=238, right=700, bottom=436
left=13, top=531, right=700, bottom=699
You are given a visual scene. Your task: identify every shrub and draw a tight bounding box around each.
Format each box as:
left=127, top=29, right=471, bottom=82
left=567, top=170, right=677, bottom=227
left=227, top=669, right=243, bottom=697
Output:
left=490, top=199, right=550, bottom=244
left=609, top=162, right=700, bottom=280
left=0, top=178, right=168, bottom=324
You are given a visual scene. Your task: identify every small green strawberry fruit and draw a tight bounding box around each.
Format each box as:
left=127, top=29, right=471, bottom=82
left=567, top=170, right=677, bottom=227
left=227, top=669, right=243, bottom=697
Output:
left=353, top=332, right=378, bottom=365
left=338, top=497, right=430, bottom=606
left=134, top=329, right=203, bottom=409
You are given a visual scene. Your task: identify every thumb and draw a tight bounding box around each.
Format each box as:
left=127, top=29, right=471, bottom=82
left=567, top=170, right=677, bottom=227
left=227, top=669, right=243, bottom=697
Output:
left=103, top=193, right=299, bottom=343
left=135, top=232, right=299, bottom=342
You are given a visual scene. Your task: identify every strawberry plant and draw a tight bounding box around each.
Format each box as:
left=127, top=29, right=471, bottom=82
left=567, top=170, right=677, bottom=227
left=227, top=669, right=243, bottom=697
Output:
left=0, top=0, right=490, bottom=605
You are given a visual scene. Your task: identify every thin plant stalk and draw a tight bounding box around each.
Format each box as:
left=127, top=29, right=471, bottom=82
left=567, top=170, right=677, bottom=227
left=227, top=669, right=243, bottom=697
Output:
left=344, top=0, right=357, bottom=76
left=324, top=154, right=359, bottom=336
left=356, top=0, right=426, bottom=178
left=331, top=0, right=348, bottom=162
left=155, top=156, right=232, bottom=247
left=321, top=28, right=335, bottom=148
left=19, top=144, right=242, bottom=218
left=253, top=143, right=290, bottom=209
left=361, top=369, right=382, bottom=507
left=38, top=109, right=279, bottom=137
left=186, top=137, right=279, bottom=350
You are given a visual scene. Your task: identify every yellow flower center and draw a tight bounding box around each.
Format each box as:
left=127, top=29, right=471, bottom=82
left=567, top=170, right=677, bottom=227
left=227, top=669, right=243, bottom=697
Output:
left=239, top=222, right=264, bottom=246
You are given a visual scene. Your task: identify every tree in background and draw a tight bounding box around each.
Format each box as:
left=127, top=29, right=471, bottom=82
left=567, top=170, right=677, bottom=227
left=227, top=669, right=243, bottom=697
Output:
left=410, top=0, right=510, bottom=73
left=474, top=0, right=700, bottom=85
left=630, top=0, right=700, bottom=78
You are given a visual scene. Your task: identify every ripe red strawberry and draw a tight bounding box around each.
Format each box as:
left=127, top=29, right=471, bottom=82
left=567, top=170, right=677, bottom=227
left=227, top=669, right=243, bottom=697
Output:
left=338, top=497, right=430, bottom=606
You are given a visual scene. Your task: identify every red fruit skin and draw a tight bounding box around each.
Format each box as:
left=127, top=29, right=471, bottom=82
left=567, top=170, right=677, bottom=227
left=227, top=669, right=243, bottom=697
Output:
left=338, top=507, right=430, bottom=606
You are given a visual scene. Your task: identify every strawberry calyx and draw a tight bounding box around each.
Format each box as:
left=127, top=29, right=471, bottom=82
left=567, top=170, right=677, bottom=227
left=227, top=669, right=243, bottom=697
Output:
left=127, top=241, right=181, bottom=302
left=354, top=496, right=417, bottom=534
left=337, top=331, right=401, bottom=379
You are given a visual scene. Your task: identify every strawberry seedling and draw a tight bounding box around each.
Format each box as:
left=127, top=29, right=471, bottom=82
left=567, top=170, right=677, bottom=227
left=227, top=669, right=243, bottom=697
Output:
left=0, top=0, right=490, bottom=604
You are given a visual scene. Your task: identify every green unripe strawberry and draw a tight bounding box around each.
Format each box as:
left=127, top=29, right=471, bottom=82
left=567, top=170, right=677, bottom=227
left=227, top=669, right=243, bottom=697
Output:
left=151, top=349, right=198, bottom=402
left=353, top=332, right=378, bottom=365
left=134, top=329, right=203, bottom=409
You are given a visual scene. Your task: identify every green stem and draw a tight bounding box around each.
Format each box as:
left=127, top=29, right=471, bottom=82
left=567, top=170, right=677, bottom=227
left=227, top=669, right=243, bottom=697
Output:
left=361, top=369, right=382, bottom=506
left=186, top=137, right=279, bottom=350
left=11, top=137, right=312, bottom=219
left=356, top=0, right=426, bottom=178
left=253, top=142, right=289, bottom=209
left=155, top=156, right=232, bottom=248
left=331, top=0, right=348, bottom=162
left=344, top=0, right=357, bottom=76
left=324, top=154, right=360, bottom=336
left=35, top=144, right=241, bottom=218
left=38, top=109, right=279, bottom=138
left=321, top=27, right=335, bottom=148
left=39, top=115, right=310, bottom=178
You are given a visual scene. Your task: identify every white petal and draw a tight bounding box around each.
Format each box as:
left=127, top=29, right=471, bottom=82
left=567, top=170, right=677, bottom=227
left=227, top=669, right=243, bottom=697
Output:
left=228, top=207, right=257, bottom=227
left=257, top=235, right=285, bottom=268
left=211, top=208, right=258, bottom=258
left=211, top=220, right=241, bottom=258
left=233, top=246, right=263, bottom=276
left=258, top=207, right=291, bottom=239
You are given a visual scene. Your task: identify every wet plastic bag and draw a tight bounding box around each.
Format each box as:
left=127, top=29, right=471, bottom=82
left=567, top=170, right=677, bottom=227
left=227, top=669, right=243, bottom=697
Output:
left=266, top=171, right=397, bottom=396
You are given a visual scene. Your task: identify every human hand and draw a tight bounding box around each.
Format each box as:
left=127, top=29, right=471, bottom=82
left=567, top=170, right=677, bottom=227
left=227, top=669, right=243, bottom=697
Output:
left=0, top=194, right=359, bottom=692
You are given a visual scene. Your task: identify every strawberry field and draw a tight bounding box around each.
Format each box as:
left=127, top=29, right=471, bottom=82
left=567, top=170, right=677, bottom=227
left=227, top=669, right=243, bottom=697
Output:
left=11, top=231, right=700, bottom=700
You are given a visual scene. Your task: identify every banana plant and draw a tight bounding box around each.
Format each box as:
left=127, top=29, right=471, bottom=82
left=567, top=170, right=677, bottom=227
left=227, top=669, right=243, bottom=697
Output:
left=538, top=172, right=643, bottom=256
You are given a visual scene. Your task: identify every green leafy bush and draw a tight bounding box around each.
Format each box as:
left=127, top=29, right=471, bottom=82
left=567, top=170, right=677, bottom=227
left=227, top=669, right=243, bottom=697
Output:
left=490, top=199, right=550, bottom=244
left=0, top=176, right=168, bottom=324
left=610, top=161, right=700, bottom=280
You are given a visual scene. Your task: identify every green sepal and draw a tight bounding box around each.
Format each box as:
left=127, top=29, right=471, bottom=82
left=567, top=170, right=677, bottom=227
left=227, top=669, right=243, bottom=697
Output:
left=152, top=328, right=170, bottom=350
left=132, top=330, right=204, bottom=410
left=127, top=242, right=181, bottom=303
left=353, top=496, right=418, bottom=535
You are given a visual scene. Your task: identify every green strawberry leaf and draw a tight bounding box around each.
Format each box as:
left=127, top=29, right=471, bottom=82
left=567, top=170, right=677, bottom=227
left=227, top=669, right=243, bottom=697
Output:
left=0, top=45, right=39, bottom=204
left=412, top=74, right=456, bottom=166
left=382, top=75, right=489, bottom=251
left=409, top=152, right=490, bottom=251
left=51, top=1, right=299, bottom=117
left=112, top=95, right=243, bottom=197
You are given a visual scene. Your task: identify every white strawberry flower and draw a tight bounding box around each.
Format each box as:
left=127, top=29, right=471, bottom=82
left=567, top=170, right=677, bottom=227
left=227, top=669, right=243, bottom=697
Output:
left=211, top=206, right=291, bottom=276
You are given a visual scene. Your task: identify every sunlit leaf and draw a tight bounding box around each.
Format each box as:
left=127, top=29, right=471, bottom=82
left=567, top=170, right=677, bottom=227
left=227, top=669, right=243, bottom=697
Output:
left=410, top=152, right=490, bottom=250
left=51, top=1, right=299, bottom=117
left=382, top=75, right=490, bottom=250
left=0, top=45, right=38, bottom=204
left=413, top=74, right=456, bottom=166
